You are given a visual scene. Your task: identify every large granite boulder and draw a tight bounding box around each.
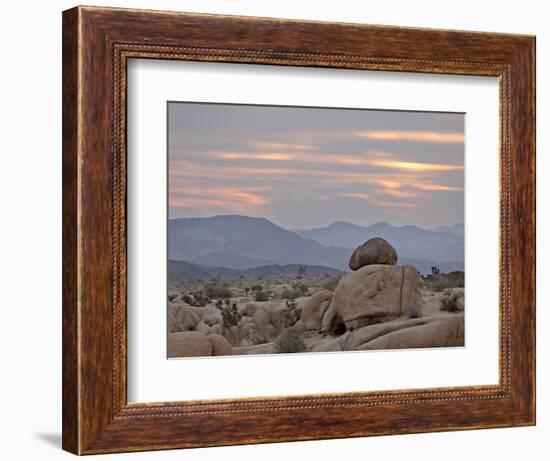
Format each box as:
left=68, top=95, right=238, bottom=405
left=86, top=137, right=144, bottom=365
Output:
left=310, top=313, right=464, bottom=351
left=208, top=333, right=234, bottom=356
left=321, top=264, right=421, bottom=332
left=252, top=308, right=271, bottom=329
left=358, top=314, right=465, bottom=350
left=300, top=290, right=334, bottom=335
left=167, top=303, right=200, bottom=333
left=202, top=312, right=222, bottom=327
left=349, top=237, right=398, bottom=270
left=168, top=331, right=213, bottom=357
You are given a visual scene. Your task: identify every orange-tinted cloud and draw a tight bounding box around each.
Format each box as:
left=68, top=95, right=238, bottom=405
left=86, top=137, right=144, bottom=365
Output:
left=170, top=186, right=270, bottom=213
left=212, top=152, right=294, bottom=161
left=366, top=158, right=463, bottom=172
left=412, top=182, right=462, bottom=191
left=340, top=192, right=417, bottom=208
left=353, top=130, right=464, bottom=144
left=248, top=141, right=314, bottom=151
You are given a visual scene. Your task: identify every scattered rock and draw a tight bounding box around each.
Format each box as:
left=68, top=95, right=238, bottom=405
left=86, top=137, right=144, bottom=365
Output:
left=310, top=335, right=344, bottom=352
left=243, top=303, right=260, bottom=317
left=224, top=325, right=241, bottom=346
left=234, top=343, right=275, bottom=355
left=168, top=331, right=213, bottom=357
left=208, top=333, right=234, bottom=356
left=195, top=321, right=211, bottom=335
left=300, top=290, right=334, bottom=335
left=240, top=322, right=260, bottom=346
left=167, top=304, right=199, bottom=333
left=262, top=324, right=278, bottom=341
left=349, top=237, right=398, bottom=270
left=209, top=323, right=224, bottom=335
left=238, top=316, right=254, bottom=327
left=253, top=308, right=271, bottom=329
left=203, top=312, right=222, bottom=327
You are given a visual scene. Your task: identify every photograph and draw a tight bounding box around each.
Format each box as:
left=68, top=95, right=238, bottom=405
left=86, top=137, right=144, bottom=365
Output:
left=167, top=102, right=466, bottom=357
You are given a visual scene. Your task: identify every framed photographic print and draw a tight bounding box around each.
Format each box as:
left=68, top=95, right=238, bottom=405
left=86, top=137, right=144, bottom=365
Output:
left=62, top=6, right=535, bottom=455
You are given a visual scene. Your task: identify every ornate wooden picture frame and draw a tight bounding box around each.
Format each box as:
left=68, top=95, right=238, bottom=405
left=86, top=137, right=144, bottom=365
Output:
left=62, top=5, right=535, bottom=455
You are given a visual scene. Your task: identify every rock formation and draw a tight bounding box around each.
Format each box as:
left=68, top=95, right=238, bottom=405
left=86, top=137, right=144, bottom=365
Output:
left=167, top=303, right=199, bottom=333
left=321, top=265, right=421, bottom=332
left=168, top=331, right=235, bottom=357
left=299, top=290, right=334, bottom=335
left=311, top=314, right=464, bottom=352
left=208, top=333, right=234, bottom=356
left=168, top=331, right=213, bottom=357
left=167, top=237, right=466, bottom=357
left=349, top=237, right=397, bottom=270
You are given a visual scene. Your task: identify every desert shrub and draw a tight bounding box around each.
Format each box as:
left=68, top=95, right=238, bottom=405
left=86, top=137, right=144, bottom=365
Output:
left=204, top=283, right=232, bottom=300
left=182, top=294, right=193, bottom=304
left=422, top=271, right=464, bottom=291
left=432, top=279, right=445, bottom=292
left=283, top=299, right=301, bottom=328
left=187, top=291, right=209, bottom=307
left=216, top=301, right=242, bottom=328
left=251, top=284, right=263, bottom=292
left=282, top=282, right=309, bottom=299
left=274, top=327, right=306, bottom=353
left=445, top=271, right=465, bottom=288
left=254, top=291, right=269, bottom=302
left=405, top=303, right=423, bottom=319
left=280, top=289, right=298, bottom=299
left=168, top=293, right=178, bottom=302
left=293, top=282, right=308, bottom=295
left=321, top=275, right=342, bottom=291
left=440, top=290, right=461, bottom=312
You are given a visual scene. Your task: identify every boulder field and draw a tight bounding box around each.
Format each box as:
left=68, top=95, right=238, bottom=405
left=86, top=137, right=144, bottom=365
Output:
left=167, top=237, right=464, bottom=357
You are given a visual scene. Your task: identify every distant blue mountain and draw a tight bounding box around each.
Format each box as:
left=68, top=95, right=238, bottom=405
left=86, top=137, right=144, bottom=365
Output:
left=168, top=215, right=464, bottom=275
left=293, top=220, right=464, bottom=263
left=168, top=215, right=349, bottom=270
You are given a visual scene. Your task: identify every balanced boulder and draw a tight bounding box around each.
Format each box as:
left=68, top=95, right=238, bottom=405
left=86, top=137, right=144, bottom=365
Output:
left=349, top=237, right=397, bottom=270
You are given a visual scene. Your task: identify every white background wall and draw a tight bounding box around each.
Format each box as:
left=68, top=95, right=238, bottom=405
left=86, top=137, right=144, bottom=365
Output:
left=0, top=1, right=546, bottom=459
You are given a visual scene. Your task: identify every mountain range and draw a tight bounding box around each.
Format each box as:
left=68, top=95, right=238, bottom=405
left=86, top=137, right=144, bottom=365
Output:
left=293, top=221, right=464, bottom=262
left=168, top=260, right=343, bottom=283
left=168, top=215, right=464, bottom=276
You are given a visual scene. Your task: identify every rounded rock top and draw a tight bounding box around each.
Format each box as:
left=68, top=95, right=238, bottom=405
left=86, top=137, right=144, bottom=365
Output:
left=349, top=237, right=398, bottom=271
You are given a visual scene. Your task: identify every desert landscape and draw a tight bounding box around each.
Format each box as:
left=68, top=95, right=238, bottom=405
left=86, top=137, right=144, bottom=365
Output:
left=167, top=227, right=464, bottom=358
left=166, top=102, right=465, bottom=358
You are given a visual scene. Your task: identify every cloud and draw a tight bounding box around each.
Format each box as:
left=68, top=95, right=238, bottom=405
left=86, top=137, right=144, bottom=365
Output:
left=169, top=186, right=270, bottom=213
left=412, top=182, right=462, bottom=191
left=212, top=152, right=294, bottom=161
left=366, top=158, right=463, bottom=172
left=340, top=192, right=417, bottom=208
left=353, top=130, right=464, bottom=144
left=248, top=141, right=314, bottom=151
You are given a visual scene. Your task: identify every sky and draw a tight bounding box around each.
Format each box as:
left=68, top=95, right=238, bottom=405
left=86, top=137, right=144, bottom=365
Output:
left=168, top=102, right=464, bottom=229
